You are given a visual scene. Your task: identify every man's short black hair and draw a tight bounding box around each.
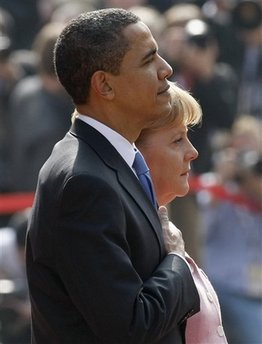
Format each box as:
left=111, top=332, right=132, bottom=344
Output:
left=54, top=8, right=140, bottom=105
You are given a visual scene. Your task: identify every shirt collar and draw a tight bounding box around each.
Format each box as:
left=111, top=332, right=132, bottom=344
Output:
left=77, top=113, right=136, bottom=169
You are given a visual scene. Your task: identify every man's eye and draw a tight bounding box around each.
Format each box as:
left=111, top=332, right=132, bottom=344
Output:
left=144, top=58, right=153, bottom=64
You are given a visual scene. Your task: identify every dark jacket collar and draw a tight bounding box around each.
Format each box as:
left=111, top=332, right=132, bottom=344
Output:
left=70, top=118, right=164, bottom=257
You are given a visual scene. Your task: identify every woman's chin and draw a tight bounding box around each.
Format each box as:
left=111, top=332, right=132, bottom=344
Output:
left=177, top=187, right=190, bottom=198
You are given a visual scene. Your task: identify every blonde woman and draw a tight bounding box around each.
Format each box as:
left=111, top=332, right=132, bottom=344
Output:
left=136, top=82, right=228, bottom=343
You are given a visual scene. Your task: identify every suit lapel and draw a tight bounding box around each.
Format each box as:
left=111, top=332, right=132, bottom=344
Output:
left=70, top=119, right=164, bottom=253
left=116, top=168, right=163, bottom=243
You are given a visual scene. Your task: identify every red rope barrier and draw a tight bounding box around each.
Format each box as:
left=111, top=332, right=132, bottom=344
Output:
left=0, top=192, right=34, bottom=215
left=189, top=175, right=262, bottom=213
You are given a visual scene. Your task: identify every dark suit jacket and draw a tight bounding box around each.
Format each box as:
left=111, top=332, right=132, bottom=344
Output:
left=26, top=118, right=200, bottom=343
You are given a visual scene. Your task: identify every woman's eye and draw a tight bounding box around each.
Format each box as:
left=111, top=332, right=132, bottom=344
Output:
left=174, top=137, right=182, bottom=144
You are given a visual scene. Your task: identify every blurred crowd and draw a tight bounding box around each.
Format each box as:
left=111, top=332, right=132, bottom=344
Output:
left=0, top=0, right=261, bottom=343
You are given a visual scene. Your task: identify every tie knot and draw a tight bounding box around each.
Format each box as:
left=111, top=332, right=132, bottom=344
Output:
left=133, top=151, right=149, bottom=176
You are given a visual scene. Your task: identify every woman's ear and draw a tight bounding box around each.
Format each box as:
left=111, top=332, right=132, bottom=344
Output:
left=91, top=71, right=114, bottom=100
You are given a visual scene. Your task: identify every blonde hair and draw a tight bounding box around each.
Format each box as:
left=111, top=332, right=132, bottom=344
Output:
left=138, top=82, right=202, bottom=141
left=71, top=109, right=79, bottom=123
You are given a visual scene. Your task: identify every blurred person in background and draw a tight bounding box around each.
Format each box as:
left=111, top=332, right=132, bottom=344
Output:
left=8, top=21, right=73, bottom=193
left=128, top=4, right=166, bottom=44
left=147, top=0, right=179, bottom=14
left=201, top=0, right=240, bottom=67
left=38, top=0, right=96, bottom=24
left=230, top=114, right=261, bottom=154
left=198, top=114, right=262, bottom=343
left=50, top=0, right=95, bottom=23
left=171, top=18, right=238, bottom=174
left=98, top=0, right=147, bottom=9
left=0, top=7, right=37, bottom=228
left=0, top=208, right=31, bottom=344
left=231, top=0, right=262, bottom=118
left=160, top=3, right=203, bottom=75
left=0, top=8, right=25, bottom=194
left=0, top=0, right=42, bottom=50
left=203, top=0, right=262, bottom=118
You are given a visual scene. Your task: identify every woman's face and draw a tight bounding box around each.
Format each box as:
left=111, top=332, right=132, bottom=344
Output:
left=138, top=122, right=198, bottom=206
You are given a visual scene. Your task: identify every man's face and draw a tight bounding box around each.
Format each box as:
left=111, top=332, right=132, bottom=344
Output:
left=110, top=22, right=173, bottom=129
left=138, top=122, right=198, bottom=206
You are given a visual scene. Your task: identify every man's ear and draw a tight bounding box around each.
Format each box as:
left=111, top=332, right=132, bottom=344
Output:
left=91, top=71, right=114, bottom=100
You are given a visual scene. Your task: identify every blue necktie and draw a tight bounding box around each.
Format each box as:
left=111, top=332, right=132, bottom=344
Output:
left=132, top=151, right=157, bottom=208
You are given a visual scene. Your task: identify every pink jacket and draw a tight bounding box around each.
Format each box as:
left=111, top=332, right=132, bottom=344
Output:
left=185, top=254, right=228, bottom=344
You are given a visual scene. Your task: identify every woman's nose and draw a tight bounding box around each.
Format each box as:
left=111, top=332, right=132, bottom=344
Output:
left=187, top=142, right=199, bottom=161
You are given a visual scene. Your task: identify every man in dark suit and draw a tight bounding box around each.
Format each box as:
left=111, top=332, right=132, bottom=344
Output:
left=26, top=8, right=200, bottom=343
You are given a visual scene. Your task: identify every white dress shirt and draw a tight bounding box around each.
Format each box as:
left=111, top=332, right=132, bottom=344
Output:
left=77, top=114, right=140, bottom=173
